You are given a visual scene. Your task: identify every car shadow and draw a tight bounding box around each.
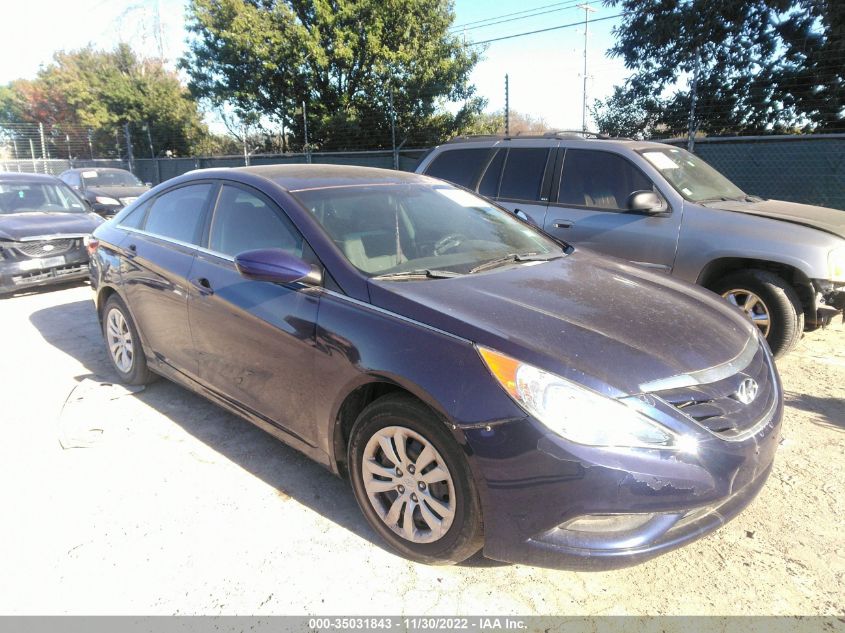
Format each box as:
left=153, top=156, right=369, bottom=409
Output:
left=29, top=298, right=508, bottom=568
left=2, top=278, right=88, bottom=299
left=784, top=391, right=845, bottom=432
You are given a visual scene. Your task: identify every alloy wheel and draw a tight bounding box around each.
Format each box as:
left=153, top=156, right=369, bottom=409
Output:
left=722, top=288, right=771, bottom=337
left=106, top=308, right=134, bottom=373
left=361, top=425, right=456, bottom=544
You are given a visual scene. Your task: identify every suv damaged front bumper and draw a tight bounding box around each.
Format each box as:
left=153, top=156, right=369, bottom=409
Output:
left=463, top=395, right=782, bottom=571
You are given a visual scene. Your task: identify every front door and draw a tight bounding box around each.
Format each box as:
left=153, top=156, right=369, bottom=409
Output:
left=482, top=145, right=556, bottom=228
left=187, top=182, right=321, bottom=445
left=544, top=149, right=681, bottom=273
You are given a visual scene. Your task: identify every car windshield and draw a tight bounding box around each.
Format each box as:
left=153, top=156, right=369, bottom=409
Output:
left=81, top=170, right=143, bottom=187
left=293, top=183, right=563, bottom=276
left=640, top=147, right=746, bottom=203
left=0, top=182, right=87, bottom=215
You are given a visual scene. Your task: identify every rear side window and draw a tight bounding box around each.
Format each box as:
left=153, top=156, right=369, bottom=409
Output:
left=478, top=149, right=505, bottom=197
left=119, top=200, right=150, bottom=229
left=209, top=185, right=304, bottom=258
left=424, top=148, right=490, bottom=188
left=143, top=183, right=212, bottom=244
left=499, top=148, right=550, bottom=201
left=558, top=150, right=653, bottom=211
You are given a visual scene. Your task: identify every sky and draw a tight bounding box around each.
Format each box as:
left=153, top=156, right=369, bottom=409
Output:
left=0, top=0, right=630, bottom=131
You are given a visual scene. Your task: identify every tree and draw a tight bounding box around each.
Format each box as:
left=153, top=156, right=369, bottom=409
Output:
left=0, top=45, right=209, bottom=158
left=182, top=0, right=485, bottom=150
left=595, top=0, right=844, bottom=138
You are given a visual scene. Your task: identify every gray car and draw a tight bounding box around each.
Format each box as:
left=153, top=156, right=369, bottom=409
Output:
left=416, top=133, right=845, bottom=357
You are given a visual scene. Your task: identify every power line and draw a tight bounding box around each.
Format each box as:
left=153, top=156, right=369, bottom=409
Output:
left=451, top=0, right=595, bottom=33
left=451, top=1, right=582, bottom=30
left=467, top=12, right=623, bottom=46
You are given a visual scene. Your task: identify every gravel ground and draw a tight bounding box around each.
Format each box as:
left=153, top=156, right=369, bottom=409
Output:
left=0, top=282, right=843, bottom=616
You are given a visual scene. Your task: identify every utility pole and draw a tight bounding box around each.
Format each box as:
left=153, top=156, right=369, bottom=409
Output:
left=577, top=3, right=596, bottom=133
left=389, top=90, right=398, bottom=170
left=504, top=74, right=510, bottom=136
left=687, top=46, right=700, bottom=153
left=124, top=122, right=135, bottom=174
left=38, top=122, right=48, bottom=173
left=302, top=100, right=311, bottom=164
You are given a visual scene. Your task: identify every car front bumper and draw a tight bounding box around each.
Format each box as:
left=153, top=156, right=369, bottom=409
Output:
left=463, top=397, right=782, bottom=571
left=0, top=249, right=89, bottom=294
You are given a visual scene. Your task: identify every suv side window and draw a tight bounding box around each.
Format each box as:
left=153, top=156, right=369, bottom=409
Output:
left=208, top=184, right=305, bottom=259
left=498, top=148, right=550, bottom=202
left=478, top=149, right=505, bottom=197
left=143, top=183, right=212, bottom=244
left=424, top=148, right=490, bottom=188
left=558, top=149, right=653, bottom=211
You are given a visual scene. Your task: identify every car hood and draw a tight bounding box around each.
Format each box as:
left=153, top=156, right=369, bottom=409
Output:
left=368, top=251, right=756, bottom=397
left=86, top=186, right=149, bottom=200
left=703, top=198, right=845, bottom=239
left=0, top=212, right=103, bottom=241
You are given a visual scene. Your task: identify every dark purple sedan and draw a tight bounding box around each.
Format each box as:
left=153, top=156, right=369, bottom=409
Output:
left=88, top=165, right=782, bottom=570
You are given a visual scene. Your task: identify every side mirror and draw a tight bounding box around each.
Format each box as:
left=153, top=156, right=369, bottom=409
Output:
left=627, top=190, right=667, bottom=214
left=513, top=208, right=538, bottom=227
left=144, top=182, right=153, bottom=188
left=235, top=248, right=322, bottom=286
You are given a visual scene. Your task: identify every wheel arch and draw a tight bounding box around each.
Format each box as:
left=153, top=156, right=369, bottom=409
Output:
left=696, top=257, right=816, bottom=318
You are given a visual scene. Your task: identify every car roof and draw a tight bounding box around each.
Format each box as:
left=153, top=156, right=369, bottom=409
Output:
left=438, top=134, right=672, bottom=152
left=199, top=164, right=435, bottom=192
left=0, top=171, right=63, bottom=184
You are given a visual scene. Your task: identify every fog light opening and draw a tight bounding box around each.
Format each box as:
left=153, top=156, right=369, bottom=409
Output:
left=563, top=513, right=656, bottom=533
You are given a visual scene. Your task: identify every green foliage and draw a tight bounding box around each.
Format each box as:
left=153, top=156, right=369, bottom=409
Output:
left=594, top=0, right=845, bottom=138
left=0, top=45, right=209, bottom=157
left=182, top=0, right=485, bottom=149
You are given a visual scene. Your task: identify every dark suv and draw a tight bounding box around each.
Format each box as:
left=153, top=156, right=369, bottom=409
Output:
left=417, top=133, right=845, bottom=357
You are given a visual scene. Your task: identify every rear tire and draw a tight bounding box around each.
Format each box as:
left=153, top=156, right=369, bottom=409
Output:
left=102, top=295, right=156, bottom=385
left=711, top=270, right=803, bottom=358
left=348, top=393, right=484, bottom=565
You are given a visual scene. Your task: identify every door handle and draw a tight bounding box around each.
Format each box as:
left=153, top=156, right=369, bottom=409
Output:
left=553, top=219, right=574, bottom=229
left=191, top=277, right=214, bottom=296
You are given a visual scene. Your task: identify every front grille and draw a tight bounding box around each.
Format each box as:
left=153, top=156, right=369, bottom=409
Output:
left=653, top=343, right=776, bottom=440
left=15, top=239, right=77, bottom=258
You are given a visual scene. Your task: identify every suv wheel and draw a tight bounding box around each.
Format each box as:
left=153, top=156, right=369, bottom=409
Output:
left=348, top=393, right=483, bottom=565
left=712, top=270, right=804, bottom=358
left=102, top=295, right=157, bottom=385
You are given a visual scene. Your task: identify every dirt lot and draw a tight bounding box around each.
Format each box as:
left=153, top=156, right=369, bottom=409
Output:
left=0, top=282, right=843, bottom=616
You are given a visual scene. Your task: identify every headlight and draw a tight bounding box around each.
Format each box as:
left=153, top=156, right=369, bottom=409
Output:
left=828, top=247, right=845, bottom=283
left=95, top=196, right=121, bottom=206
left=478, top=346, right=692, bottom=450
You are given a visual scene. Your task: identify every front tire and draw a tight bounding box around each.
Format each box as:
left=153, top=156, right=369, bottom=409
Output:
left=102, top=295, right=156, bottom=385
left=711, top=270, right=804, bottom=358
left=348, top=393, right=483, bottom=565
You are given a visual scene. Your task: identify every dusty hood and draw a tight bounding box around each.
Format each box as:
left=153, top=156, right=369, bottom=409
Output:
left=368, top=251, right=756, bottom=397
left=704, top=198, right=845, bottom=239
left=0, top=211, right=103, bottom=241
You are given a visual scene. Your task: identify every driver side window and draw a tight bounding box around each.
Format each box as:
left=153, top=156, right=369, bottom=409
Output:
left=558, top=150, right=653, bottom=212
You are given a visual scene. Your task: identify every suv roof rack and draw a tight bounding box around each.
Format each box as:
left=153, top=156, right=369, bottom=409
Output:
left=445, top=130, right=632, bottom=143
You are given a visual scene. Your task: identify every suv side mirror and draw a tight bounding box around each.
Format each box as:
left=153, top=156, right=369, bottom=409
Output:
left=627, top=190, right=667, bottom=214
left=235, top=249, right=322, bottom=286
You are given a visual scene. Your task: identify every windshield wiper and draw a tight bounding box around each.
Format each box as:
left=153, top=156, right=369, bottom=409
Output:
left=469, top=252, right=562, bottom=274
left=372, top=269, right=463, bottom=280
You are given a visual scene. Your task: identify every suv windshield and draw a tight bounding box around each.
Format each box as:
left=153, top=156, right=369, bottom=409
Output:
left=0, top=182, right=87, bottom=215
left=640, top=147, right=746, bottom=203
left=81, top=170, right=143, bottom=187
left=293, top=184, right=562, bottom=276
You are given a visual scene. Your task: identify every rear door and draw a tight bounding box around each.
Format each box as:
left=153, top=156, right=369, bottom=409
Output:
left=187, top=182, right=321, bottom=446
left=120, top=182, right=214, bottom=378
left=545, top=148, right=680, bottom=272
left=480, top=143, right=556, bottom=227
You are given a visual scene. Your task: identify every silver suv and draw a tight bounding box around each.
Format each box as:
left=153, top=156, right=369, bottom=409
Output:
left=416, top=133, right=845, bottom=357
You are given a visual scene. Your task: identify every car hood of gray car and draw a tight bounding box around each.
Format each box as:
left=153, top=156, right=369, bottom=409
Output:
left=704, top=198, right=845, bottom=239
left=368, top=249, right=757, bottom=398
left=0, top=211, right=103, bottom=241
left=85, top=185, right=149, bottom=200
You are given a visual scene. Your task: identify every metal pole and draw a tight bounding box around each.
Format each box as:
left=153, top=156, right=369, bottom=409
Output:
left=578, top=4, right=596, bottom=133
left=390, top=90, right=398, bottom=170
left=29, top=138, right=37, bottom=173
left=124, top=122, right=135, bottom=173
left=504, top=74, right=509, bottom=136
left=38, top=122, right=48, bottom=173
left=88, top=129, right=94, bottom=160
left=687, top=47, right=700, bottom=153
left=243, top=123, right=249, bottom=166
left=303, top=100, right=311, bottom=164
left=145, top=122, right=155, bottom=158
left=65, top=134, right=72, bottom=164
left=11, top=138, right=18, bottom=160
